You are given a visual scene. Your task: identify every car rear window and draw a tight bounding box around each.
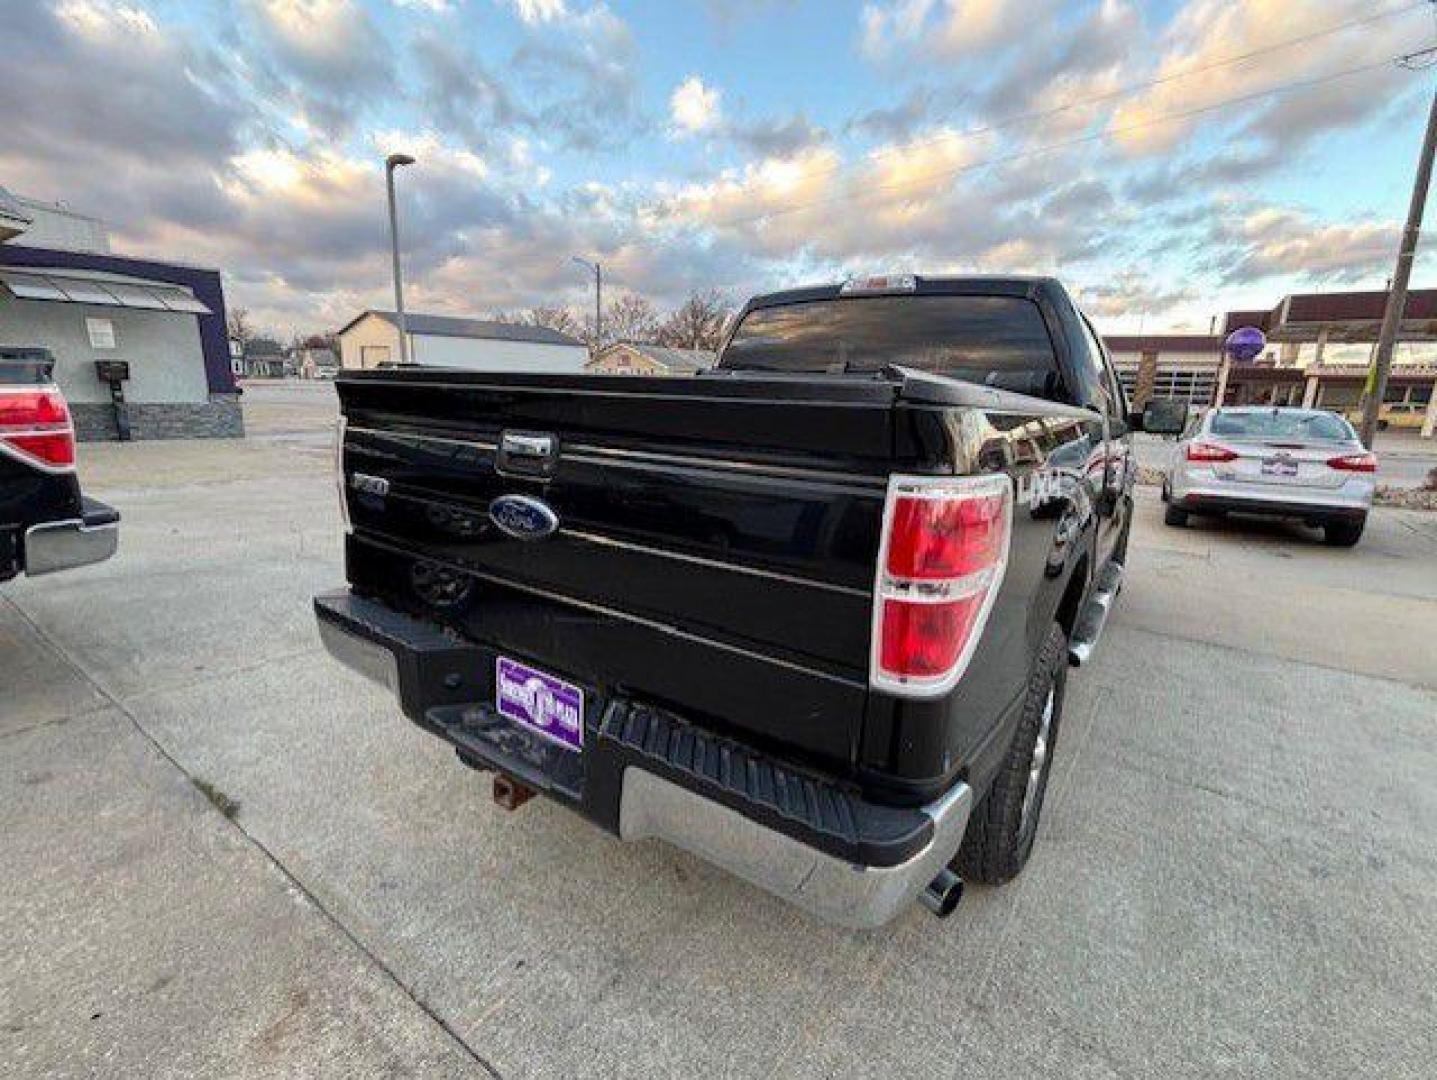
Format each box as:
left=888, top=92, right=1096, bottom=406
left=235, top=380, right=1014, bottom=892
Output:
left=720, top=295, right=1062, bottom=398
left=1210, top=410, right=1354, bottom=442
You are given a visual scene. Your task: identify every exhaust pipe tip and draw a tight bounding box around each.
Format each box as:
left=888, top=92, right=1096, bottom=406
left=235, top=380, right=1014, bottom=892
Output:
left=920, top=867, right=964, bottom=918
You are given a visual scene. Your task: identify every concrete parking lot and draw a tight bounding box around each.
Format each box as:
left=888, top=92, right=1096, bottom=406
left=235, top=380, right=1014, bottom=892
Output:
left=4, top=384, right=1436, bottom=1078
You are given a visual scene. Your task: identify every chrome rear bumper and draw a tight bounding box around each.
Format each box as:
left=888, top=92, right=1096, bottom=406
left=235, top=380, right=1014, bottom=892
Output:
left=619, top=768, right=973, bottom=929
left=24, top=500, right=119, bottom=576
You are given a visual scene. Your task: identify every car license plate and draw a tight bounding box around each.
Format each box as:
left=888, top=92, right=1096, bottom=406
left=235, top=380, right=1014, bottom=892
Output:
left=1261, top=456, right=1299, bottom=478
left=495, top=656, right=584, bottom=752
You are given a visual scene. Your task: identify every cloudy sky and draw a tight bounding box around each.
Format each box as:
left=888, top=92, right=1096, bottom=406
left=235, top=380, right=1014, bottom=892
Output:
left=2, top=0, right=1433, bottom=336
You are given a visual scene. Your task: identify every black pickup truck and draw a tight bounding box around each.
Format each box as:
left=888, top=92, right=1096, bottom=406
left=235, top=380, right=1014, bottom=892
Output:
left=316, top=275, right=1174, bottom=927
left=1, top=347, right=119, bottom=582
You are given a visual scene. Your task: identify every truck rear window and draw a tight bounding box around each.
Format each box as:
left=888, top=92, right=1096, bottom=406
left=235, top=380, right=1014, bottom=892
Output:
left=720, top=295, right=1061, bottom=397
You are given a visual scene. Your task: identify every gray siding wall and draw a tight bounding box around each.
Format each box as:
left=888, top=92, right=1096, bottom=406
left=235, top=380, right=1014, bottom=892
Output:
left=0, top=293, right=209, bottom=405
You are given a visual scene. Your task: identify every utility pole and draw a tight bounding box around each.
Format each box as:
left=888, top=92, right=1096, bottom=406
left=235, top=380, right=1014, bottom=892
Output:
left=572, top=256, right=602, bottom=353
left=1361, top=87, right=1437, bottom=448
left=385, top=153, right=416, bottom=364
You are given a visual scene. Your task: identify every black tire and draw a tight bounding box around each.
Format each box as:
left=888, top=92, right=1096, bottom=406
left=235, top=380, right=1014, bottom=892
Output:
left=955, top=623, right=1067, bottom=886
left=1163, top=502, right=1188, bottom=527
left=1323, top=519, right=1364, bottom=547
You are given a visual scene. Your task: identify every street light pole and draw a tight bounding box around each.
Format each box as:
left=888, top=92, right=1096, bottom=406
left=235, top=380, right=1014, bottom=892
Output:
left=1361, top=87, right=1437, bottom=448
left=385, top=153, right=416, bottom=365
left=572, top=256, right=601, bottom=353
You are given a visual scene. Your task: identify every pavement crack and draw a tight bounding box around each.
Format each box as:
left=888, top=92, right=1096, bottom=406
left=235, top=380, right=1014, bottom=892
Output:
left=3, top=594, right=504, bottom=1080
left=0, top=701, right=115, bottom=741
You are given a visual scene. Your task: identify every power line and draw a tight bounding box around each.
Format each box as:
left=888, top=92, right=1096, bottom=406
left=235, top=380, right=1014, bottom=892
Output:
left=763, top=0, right=1431, bottom=195
left=659, top=53, right=1426, bottom=234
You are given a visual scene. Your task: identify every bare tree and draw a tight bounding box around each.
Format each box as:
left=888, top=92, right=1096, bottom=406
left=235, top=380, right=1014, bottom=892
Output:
left=603, top=293, right=661, bottom=345
left=658, top=291, right=732, bottom=351
left=226, top=306, right=253, bottom=353
left=520, top=305, right=588, bottom=344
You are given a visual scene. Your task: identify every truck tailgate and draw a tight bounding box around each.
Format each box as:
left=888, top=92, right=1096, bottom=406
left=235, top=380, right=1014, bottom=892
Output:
left=337, top=370, right=909, bottom=771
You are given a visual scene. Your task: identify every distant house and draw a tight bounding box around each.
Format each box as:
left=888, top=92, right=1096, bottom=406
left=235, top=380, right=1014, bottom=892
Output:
left=297, top=346, right=338, bottom=379
left=587, top=342, right=715, bottom=376
left=243, top=337, right=288, bottom=378
left=337, top=310, right=587, bottom=373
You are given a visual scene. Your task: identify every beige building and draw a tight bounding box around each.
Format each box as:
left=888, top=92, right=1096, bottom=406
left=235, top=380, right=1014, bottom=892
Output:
left=587, top=342, right=715, bottom=376
left=337, top=310, right=587, bottom=372
left=1104, top=335, right=1222, bottom=408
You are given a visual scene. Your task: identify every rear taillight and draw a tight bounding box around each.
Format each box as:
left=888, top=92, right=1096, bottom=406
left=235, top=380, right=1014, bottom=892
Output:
left=1186, top=442, right=1237, bottom=463
left=872, top=474, right=1012, bottom=697
left=1327, top=451, right=1377, bottom=473
left=0, top=387, right=75, bottom=470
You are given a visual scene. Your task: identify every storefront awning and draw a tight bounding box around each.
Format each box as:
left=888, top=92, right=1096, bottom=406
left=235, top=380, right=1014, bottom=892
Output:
left=0, top=266, right=212, bottom=314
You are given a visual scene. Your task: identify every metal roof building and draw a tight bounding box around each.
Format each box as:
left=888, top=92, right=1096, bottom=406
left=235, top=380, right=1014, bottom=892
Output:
left=337, top=310, right=588, bottom=373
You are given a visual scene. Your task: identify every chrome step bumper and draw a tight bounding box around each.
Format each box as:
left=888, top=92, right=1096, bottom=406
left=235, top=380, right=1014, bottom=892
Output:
left=23, top=498, right=119, bottom=576
left=620, top=769, right=972, bottom=929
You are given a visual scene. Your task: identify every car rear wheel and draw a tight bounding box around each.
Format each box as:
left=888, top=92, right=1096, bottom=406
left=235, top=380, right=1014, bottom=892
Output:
left=954, top=623, right=1066, bottom=886
left=1163, top=502, right=1188, bottom=527
left=1324, top=519, right=1365, bottom=547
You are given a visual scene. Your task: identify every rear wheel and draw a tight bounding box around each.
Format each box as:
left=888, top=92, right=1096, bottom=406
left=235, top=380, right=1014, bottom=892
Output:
left=954, top=623, right=1067, bottom=886
left=1163, top=502, right=1188, bottom=527
left=1323, top=519, right=1364, bottom=547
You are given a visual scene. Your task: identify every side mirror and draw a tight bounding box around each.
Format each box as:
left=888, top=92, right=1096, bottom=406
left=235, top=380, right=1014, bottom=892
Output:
left=1134, top=399, right=1186, bottom=436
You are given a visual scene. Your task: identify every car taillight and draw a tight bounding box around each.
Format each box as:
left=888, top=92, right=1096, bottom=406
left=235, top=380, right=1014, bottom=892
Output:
left=871, top=474, right=1012, bottom=697
left=1186, top=442, right=1237, bottom=463
left=1327, top=451, right=1376, bottom=473
left=0, top=387, right=75, bottom=470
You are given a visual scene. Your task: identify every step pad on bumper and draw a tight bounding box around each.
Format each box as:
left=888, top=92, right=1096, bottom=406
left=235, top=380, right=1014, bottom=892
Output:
left=598, top=700, right=933, bottom=868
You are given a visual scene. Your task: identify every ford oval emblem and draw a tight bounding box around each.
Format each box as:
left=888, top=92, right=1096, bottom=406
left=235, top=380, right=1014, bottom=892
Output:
left=488, top=494, right=559, bottom=540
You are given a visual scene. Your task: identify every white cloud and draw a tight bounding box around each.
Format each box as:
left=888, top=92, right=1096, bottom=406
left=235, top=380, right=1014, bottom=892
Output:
left=861, top=0, right=1043, bottom=60
left=55, top=0, right=161, bottom=39
left=1212, top=206, right=1398, bottom=284
left=669, top=76, right=724, bottom=137
left=504, top=0, right=570, bottom=23
left=1109, top=0, right=1416, bottom=156
left=246, top=0, right=394, bottom=134
left=646, top=127, right=1019, bottom=263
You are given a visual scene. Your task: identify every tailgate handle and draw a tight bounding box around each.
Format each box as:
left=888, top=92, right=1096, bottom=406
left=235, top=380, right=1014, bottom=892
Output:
left=497, top=431, right=558, bottom=477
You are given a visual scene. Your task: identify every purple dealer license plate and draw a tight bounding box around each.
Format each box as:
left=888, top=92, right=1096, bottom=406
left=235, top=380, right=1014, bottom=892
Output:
left=495, top=656, right=584, bottom=752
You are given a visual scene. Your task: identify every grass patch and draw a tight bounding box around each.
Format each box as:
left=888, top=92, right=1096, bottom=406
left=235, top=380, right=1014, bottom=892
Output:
left=191, top=777, right=241, bottom=821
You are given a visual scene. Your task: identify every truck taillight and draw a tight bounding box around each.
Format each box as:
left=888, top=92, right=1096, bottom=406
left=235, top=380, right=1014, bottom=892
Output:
left=0, top=387, right=75, bottom=470
left=1186, top=442, right=1237, bottom=463
left=872, top=474, right=1012, bottom=697
left=1327, top=451, right=1376, bottom=473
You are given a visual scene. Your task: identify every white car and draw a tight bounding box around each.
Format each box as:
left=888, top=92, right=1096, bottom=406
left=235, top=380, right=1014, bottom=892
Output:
left=1161, top=406, right=1375, bottom=547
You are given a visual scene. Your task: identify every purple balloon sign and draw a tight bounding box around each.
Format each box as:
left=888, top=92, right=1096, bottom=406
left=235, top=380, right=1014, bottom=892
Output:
left=1225, top=326, right=1266, bottom=362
